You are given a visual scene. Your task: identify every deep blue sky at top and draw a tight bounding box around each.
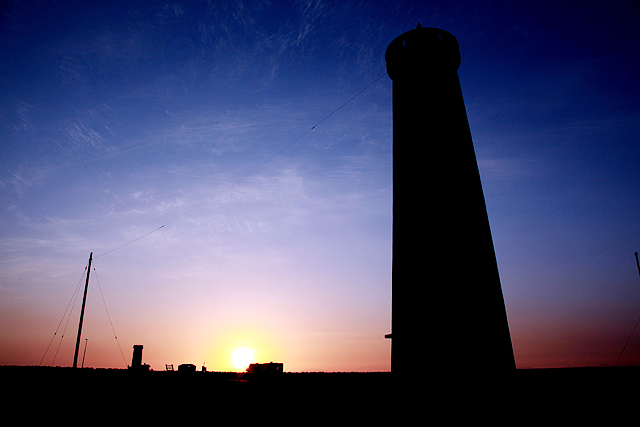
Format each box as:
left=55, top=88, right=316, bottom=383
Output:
left=1, top=1, right=640, bottom=369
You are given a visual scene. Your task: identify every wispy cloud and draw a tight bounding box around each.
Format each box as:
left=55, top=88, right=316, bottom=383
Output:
left=477, top=156, right=536, bottom=181
left=62, top=122, right=109, bottom=153
left=295, top=0, right=326, bottom=47
left=6, top=164, right=51, bottom=197
left=11, top=102, right=36, bottom=134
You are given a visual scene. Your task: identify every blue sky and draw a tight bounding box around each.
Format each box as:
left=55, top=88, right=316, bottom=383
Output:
left=1, top=1, right=639, bottom=370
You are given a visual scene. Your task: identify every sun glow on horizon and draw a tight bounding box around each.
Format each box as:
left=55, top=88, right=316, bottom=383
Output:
left=232, top=347, right=254, bottom=371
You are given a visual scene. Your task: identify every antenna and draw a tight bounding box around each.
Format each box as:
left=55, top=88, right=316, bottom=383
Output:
left=73, top=252, right=93, bottom=368
left=82, top=339, right=88, bottom=368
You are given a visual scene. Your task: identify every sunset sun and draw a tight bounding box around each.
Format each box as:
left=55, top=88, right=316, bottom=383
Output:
left=232, top=348, right=254, bottom=371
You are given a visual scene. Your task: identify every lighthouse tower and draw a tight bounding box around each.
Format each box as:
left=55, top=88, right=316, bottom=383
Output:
left=385, top=25, right=515, bottom=375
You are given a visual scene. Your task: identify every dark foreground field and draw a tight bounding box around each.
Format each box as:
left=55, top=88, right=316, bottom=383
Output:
left=2, top=366, right=639, bottom=420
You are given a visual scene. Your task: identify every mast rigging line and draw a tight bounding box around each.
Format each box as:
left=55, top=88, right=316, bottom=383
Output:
left=614, top=251, right=640, bottom=366
left=92, top=265, right=129, bottom=368
left=47, top=261, right=89, bottom=366
left=40, top=267, right=87, bottom=366
left=94, top=72, right=388, bottom=259
left=51, top=288, right=80, bottom=366
left=43, top=258, right=129, bottom=368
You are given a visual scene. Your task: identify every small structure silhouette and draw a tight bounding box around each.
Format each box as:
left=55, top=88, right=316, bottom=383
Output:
left=128, top=344, right=150, bottom=371
left=246, top=362, right=283, bottom=376
left=178, top=363, right=196, bottom=373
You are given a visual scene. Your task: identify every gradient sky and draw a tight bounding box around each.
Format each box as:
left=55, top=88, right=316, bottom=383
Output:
left=1, top=1, right=639, bottom=371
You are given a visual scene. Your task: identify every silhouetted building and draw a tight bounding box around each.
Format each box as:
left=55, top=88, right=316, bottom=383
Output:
left=132, top=345, right=143, bottom=367
left=247, top=362, right=283, bottom=376
left=129, top=344, right=150, bottom=371
left=178, top=363, right=196, bottom=373
left=385, top=25, right=515, bottom=375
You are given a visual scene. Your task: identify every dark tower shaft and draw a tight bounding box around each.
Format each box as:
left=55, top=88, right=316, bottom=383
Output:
left=132, top=345, right=143, bottom=368
left=73, top=252, right=92, bottom=368
left=385, top=26, right=515, bottom=373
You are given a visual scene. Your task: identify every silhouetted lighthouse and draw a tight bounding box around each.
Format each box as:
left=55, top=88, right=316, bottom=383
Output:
left=385, top=25, right=515, bottom=374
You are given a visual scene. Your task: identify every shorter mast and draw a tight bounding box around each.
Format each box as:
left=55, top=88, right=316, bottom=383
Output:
left=82, top=339, right=88, bottom=368
left=73, top=252, right=92, bottom=368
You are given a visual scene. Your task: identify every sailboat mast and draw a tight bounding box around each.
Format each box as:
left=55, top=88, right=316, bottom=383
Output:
left=73, top=252, right=92, bottom=368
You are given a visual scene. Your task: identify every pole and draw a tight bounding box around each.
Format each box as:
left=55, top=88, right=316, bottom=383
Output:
left=82, top=339, right=88, bottom=368
left=73, top=252, right=92, bottom=368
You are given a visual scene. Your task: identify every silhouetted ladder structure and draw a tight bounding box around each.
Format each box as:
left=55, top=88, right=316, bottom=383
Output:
left=385, top=25, right=515, bottom=374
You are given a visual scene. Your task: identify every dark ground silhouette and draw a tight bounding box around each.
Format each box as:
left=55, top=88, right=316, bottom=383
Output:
left=3, top=365, right=639, bottom=421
